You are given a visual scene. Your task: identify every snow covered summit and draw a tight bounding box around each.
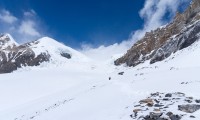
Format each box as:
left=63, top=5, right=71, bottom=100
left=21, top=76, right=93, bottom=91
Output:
left=25, top=37, right=90, bottom=62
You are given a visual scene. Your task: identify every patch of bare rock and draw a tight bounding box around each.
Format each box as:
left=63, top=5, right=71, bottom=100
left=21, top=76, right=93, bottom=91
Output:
left=130, top=92, right=200, bottom=120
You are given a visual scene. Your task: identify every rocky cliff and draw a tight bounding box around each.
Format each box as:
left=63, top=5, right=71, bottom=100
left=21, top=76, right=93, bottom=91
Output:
left=115, top=0, right=200, bottom=66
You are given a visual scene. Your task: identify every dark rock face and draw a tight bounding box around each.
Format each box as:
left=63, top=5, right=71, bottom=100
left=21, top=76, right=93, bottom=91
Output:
left=150, top=21, right=200, bottom=64
left=115, top=0, right=200, bottom=67
left=0, top=46, right=50, bottom=73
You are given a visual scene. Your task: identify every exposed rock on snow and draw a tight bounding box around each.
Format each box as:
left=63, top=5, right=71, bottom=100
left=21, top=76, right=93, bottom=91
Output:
left=195, top=100, right=200, bottom=103
left=118, top=71, right=124, bottom=75
left=178, top=104, right=200, bottom=113
left=0, top=48, right=50, bottom=73
left=115, top=0, right=200, bottom=67
left=130, top=92, right=200, bottom=120
left=165, top=93, right=172, bottom=97
left=60, top=52, right=71, bottom=59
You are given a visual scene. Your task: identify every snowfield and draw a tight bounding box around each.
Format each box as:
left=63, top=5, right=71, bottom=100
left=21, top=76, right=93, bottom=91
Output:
left=1, top=39, right=200, bottom=120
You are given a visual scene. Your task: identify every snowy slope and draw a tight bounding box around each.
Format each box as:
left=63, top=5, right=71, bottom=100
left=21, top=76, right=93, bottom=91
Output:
left=0, top=38, right=200, bottom=120
left=27, top=37, right=91, bottom=63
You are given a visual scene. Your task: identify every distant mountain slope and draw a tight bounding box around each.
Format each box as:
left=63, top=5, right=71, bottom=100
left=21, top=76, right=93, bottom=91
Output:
left=0, top=35, right=89, bottom=73
left=115, top=0, right=200, bottom=67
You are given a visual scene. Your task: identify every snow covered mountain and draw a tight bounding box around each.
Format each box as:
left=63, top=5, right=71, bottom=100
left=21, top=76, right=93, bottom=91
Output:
left=0, top=35, right=89, bottom=73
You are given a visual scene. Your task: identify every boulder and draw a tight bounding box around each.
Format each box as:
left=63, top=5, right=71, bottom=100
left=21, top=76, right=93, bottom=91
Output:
left=190, top=115, right=196, bottom=118
left=143, top=112, right=163, bottom=120
left=139, top=99, right=153, bottom=104
left=118, top=72, right=124, bottom=75
left=195, top=99, right=200, bottom=103
left=178, top=104, right=200, bottom=113
left=60, top=52, right=71, bottom=59
left=133, top=109, right=142, bottom=113
left=165, top=93, right=172, bottom=97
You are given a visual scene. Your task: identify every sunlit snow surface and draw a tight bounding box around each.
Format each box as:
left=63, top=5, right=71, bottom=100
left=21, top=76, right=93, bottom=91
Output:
left=1, top=40, right=200, bottom=120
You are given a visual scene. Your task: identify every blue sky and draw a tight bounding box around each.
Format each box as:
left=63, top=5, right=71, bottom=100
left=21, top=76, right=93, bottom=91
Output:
left=0, top=0, right=191, bottom=49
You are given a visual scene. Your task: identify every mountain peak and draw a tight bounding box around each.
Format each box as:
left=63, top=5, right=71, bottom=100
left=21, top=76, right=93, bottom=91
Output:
left=0, top=35, right=89, bottom=73
left=27, top=36, right=89, bottom=61
left=37, top=36, right=59, bottom=43
left=0, top=33, right=18, bottom=49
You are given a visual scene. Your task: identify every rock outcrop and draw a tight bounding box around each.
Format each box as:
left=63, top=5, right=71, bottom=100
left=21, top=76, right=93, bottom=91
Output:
left=115, top=0, right=200, bottom=67
left=130, top=92, right=200, bottom=120
left=178, top=104, right=200, bottom=113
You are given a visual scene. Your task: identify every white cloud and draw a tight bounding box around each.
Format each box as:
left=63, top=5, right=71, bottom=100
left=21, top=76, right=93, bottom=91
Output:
left=19, top=20, right=40, bottom=37
left=81, top=42, right=129, bottom=62
left=81, top=0, right=191, bottom=61
left=0, top=9, right=46, bottom=43
left=0, top=9, right=17, bottom=24
left=130, top=0, right=191, bottom=42
left=140, top=0, right=179, bottom=30
left=24, top=9, right=36, bottom=17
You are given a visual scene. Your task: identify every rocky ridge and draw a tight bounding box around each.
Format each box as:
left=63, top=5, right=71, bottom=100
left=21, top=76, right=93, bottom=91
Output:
left=115, top=0, right=200, bottom=67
